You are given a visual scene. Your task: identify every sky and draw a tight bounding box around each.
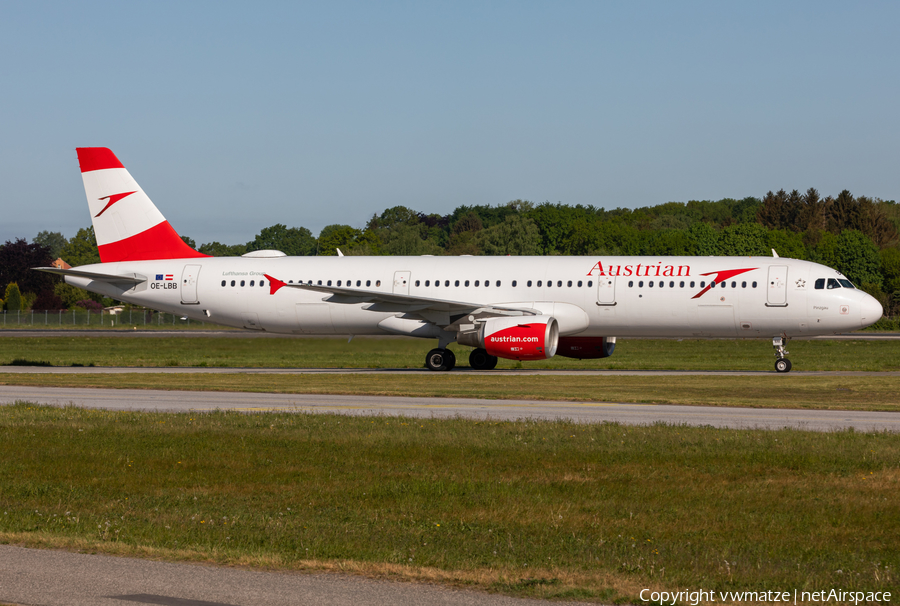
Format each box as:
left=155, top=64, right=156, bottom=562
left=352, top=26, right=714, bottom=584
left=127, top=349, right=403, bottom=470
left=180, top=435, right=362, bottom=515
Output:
left=1, top=1, right=899, bottom=247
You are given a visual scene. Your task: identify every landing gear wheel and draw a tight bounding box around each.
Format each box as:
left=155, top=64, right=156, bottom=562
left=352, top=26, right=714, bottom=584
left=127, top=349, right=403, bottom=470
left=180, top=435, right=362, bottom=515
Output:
left=469, top=348, right=498, bottom=370
left=775, top=358, right=792, bottom=373
left=443, top=349, right=456, bottom=371
left=425, top=348, right=452, bottom=371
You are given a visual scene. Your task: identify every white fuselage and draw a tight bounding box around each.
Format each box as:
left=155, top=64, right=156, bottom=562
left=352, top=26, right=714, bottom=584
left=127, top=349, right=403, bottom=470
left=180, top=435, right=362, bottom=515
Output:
left=66, top=255, right=881, bottom=339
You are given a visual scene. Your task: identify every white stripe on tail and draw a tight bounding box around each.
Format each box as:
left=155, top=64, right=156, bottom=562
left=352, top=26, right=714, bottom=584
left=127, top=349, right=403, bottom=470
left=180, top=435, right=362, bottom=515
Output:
left=77, top=147, right=206, bottom=263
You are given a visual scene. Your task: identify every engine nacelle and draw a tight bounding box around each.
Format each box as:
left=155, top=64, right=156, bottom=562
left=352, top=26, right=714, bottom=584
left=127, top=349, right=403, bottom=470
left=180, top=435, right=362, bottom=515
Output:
left=556, top=336, right=616, bottom=359
left=458, top=316, right=559, bottom=360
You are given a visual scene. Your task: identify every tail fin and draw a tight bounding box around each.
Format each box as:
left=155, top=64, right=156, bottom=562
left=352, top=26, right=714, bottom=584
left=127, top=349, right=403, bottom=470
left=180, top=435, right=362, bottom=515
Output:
left=76, top=147, right=207, bottom=263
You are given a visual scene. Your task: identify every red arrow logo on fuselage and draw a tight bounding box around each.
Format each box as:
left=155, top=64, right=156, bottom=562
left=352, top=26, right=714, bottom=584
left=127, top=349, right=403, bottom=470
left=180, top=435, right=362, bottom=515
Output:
left=95, top=191, right=137, bottom=218
left=691, top=267, right=757, bottom=299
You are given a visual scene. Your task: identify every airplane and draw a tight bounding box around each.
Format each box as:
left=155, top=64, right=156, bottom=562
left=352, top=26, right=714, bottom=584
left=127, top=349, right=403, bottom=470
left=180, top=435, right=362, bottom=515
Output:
left=37, top=147, right=884, bottom=373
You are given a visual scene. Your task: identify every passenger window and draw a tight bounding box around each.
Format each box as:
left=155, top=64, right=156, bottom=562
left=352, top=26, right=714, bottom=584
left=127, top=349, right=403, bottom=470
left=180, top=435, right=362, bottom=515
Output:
left=649, top=281, right=654, bottom=287
left=356, top=280, right=361, bottom=287
left=326, top=280, right=331, bottom=286
left=425, top=280, right=429, bottom=287
left=221, top=280, right=226, bottom=287
left=827, top=278, right=841, bottom=289
left=465, top=280, right=470, bottom=287
left=588, top=281, right=592, bottom=287
left=485, top=280, right=490, bottom=287
left=366, top=280, right=371, bottom=287
left=638, top=281, right=644, bottom=287
left=537, top=280, right=543, bottom=287
left=240, top=280, right=245, bottom=287
left=231, top=280, right=235, bottom=286
left=250, top=280, right=255, bottom=287
left=445, top=280, right=450, bottom=287
left=838, top=279, right=855, bottom=288
left=455, top=280, right=460, bottom=287
left=628, top=281, right=634, bottom=287
left=415, top=280, right=420, bottom=287
left=690, top=281, right=695, bottom=288
left=577, top=281, right=583, bottom=287
left=376, top=280, right=381, bottom=287
left=337, top=280, right=342, bottom=287
left=679, top=281, right=684, bottom=288
left=731, top=281, right=736, bottom=288
left=512, top=280, right=517, bottom=287
left=474, top=280, right=479, bottom=287
left=527, top=280, right=532, bottom=287
left=496, top=281, right=501, bottom=287
left=261, top=281, right=265, bottom=287
left=700, top=281, right=705, bottom=288
left=317, top=280, right=322, bottom=286
left=557, top=281, right=562, bottom=287
left=567, top=280, right=572, bottom=287
left=752, top=281, right=757, bottom=288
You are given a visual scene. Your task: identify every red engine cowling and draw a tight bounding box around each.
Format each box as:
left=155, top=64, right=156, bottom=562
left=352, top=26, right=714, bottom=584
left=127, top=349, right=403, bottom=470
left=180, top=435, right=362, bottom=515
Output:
left=459, top=316, right=559, bottom=360
left=556, top=336, right=616, bottom=359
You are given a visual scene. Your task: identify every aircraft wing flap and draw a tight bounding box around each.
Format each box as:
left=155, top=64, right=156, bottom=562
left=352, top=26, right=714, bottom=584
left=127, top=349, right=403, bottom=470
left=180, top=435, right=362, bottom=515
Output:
left=34, top=267, right=147, bottom=285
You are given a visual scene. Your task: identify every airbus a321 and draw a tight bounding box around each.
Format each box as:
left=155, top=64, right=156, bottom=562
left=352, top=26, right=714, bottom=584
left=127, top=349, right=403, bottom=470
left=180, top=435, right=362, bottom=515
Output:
left=38, top=148, right=883, bottom=373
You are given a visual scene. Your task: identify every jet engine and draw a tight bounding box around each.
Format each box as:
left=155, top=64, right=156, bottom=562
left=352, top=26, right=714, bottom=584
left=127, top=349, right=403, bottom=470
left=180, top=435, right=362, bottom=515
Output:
left=458, top=316, right=559, bottom=360
left=556, top=336, right=616, bottom=359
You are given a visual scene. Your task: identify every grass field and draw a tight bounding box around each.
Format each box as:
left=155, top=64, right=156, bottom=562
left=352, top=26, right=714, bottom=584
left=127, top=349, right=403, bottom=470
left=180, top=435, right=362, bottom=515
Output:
left=0, top=404, right=896, bottom=602
left=1, top=334, right=900, bottom=371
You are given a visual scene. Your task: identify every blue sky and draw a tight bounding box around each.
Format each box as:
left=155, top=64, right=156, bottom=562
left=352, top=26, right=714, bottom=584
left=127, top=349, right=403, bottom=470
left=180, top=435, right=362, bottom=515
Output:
left=1, top=1, right=898, bottom=246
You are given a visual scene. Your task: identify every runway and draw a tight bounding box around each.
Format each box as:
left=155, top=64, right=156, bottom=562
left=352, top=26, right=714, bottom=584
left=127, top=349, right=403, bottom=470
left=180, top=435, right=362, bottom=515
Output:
left=1, top=365, right=898, bottom=377
left=1, top=384, right=897, bottom=432
left=0, top=545, right=563, bottom=606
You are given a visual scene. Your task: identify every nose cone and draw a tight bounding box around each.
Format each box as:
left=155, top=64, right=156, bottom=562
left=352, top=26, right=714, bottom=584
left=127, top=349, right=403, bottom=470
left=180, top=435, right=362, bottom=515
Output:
left=860, top=294, right=883, bottom=327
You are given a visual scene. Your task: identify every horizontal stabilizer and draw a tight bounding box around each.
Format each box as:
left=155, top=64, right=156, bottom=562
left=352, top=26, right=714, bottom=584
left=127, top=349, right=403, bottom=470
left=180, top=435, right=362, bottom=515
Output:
left=34, top=267, right=147, bottom=285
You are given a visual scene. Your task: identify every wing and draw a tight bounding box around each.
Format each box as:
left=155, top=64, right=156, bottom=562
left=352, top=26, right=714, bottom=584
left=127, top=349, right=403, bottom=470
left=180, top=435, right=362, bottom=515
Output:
left=264, top=273, right=537, bottom=328
left=34, top=267, right=147, bottom=285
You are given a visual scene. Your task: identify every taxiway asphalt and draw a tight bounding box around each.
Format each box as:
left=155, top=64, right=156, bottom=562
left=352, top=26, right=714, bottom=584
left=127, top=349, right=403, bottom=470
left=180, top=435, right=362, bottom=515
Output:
left=0, top=384, right=896, bottom=432
left=0, top=545, right=569, bottom=606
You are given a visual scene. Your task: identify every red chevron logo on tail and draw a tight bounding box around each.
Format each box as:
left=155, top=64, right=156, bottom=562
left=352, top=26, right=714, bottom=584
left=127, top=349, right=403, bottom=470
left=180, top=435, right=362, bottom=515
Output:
left=95, top=191, right=137, bottom=218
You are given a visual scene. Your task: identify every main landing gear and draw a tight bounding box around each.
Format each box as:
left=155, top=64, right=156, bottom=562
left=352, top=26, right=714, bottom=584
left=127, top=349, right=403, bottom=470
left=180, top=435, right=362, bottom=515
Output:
left=425, top=348, right=456, bottom=371
left=423, top=348, right=499, bottom=371
left=468, top=348, right=498, bottom=370
left=773, top=336, right=792, bottom=373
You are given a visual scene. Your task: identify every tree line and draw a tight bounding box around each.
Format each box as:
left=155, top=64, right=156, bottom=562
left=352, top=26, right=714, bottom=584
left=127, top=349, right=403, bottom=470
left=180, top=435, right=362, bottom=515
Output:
left=4, top=188, right=899, bottom=321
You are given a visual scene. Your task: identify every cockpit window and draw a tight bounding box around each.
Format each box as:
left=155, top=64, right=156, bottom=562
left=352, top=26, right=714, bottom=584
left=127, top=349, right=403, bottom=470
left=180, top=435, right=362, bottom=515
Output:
left=838, top=279, right=855, bottom=289
left=814, top=278, right=825, bottom=290
left=827, top=278, right=841, bottom=289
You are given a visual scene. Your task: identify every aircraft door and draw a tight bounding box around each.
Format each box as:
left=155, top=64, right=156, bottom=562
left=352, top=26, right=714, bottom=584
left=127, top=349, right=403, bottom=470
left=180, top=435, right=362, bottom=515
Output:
left=393, top=271, right=411, bottom=295
left=597, top=276, right=616, bottom=305
left=766, top=265, right=788, bottom=307
left=181, top=264, right=201, bottom=304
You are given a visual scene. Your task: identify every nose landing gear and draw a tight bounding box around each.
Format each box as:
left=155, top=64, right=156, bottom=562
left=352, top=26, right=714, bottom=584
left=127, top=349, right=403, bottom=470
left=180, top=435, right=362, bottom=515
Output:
left=773, top=336, right=792, bottom=373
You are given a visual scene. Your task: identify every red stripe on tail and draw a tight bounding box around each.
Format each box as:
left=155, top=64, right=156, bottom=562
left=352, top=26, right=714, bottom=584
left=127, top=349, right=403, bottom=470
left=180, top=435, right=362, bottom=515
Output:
left=77, top=147, right=125, bottom=173
left=97, top=222, right=208, bottom=262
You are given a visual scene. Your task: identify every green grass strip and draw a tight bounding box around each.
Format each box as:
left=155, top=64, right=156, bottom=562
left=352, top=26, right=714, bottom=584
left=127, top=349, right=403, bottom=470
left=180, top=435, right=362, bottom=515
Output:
left=0, top=404, right=896, bottom=602
left=0, top=336, right=899, bottom=371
